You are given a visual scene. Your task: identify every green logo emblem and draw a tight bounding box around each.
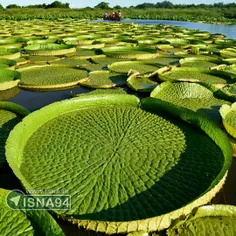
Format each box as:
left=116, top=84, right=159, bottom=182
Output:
left=6, top=189, right=71, bottom=210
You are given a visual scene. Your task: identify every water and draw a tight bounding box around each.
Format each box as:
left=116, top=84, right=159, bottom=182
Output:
left=130, top=20, right=236, bottom=39
left=9, top=86, right=90, bottom=112
left=96, top=19, right=236, bottom=39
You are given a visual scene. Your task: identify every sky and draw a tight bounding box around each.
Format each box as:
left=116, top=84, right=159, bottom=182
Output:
left=1, top=0, right=235, bottom=8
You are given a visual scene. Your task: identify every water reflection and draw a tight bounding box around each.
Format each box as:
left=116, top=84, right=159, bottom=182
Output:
left=8, top=86, right=90, bottom=112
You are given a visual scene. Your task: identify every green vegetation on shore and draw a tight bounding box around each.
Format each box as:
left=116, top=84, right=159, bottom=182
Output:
left=0, top=1, right=235, bottom=23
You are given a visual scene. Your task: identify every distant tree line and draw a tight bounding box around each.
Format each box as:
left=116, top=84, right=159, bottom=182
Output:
left=0, top=1, right=236, bottom=10
left=93, top=1, right=236, bottom=9
left=133, top=1, right=236, bottom=9
left=0, top=1, right=70, bottom=9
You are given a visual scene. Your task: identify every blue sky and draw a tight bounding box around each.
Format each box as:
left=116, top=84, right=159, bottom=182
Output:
left=1, top=0, right=235, bottom=8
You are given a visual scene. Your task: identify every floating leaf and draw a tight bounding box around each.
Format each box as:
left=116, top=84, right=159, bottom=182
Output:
left=6, top=95, right=231, bottom=234
left=167, top=205, right=236, bottom=236
left=151, top=81, right=230, bottom=123
left=18, top=65, right=87, bottom=91
left=78, top=70, right=127, bottom=88
left=24, top=43, right=76, bottom=56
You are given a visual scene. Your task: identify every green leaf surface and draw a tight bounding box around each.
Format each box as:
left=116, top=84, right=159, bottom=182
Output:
left=0, top=101, right=29, bottom=166
left=108, top=61, right=161, bottom=74
left=6, top=95, right=232, bottom=234
left=24, top=43, right=76, bottom=56
left=72, top=88, right=127, bottom=97
left=159, top=67, right=236, bottom=84
left=127, top=73, right=158, bottom=92
left=167, top=205, right=236, bottom=236
left=18, top=65, right=87, bottom=90
left=151, top=81, right=230, bottom=123
left=50, top=58, right=90, bottom=67
left=0, top=69, right=20, bottom=83
left=78, top=70, right=127, bottom=88
left=220, top=103, right=236, bottom=138
left=101, top=46, right=158, bottom=60
left=0, top=58, right=16, bottom=68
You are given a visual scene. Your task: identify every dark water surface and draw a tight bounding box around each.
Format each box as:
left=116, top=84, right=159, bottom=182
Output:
left=9, top=87, right=90, bottom=112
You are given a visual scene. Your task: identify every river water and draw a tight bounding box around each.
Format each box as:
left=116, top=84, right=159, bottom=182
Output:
left=122, top=19, right=236, bottom=39
left=8, top=19, right=236, bottom=111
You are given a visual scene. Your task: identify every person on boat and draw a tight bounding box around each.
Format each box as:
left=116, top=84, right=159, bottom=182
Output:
left=111, top=12, right=115, bottom=20
left=118, top=10, right=122, bottom=20
left=103, top=12, right=108, bottom=20
left=115, top=12, right=120, bottom=21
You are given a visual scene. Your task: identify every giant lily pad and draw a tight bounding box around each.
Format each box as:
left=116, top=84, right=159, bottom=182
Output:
left=0, top=102, right=29, bottom=167
left=158, top=67, right=236, bottom=85
left=70, top=49, right=104, bottom=59
left=78, top=63, right=106, bottom=72
left=78, top=70, right=127, bottom=88
left=28, top=55, right=60, bottom=64
left=213, top=83, right=236, bottom=103
left=220, top=48, right=236, bottom=58
left=146, top=56, right=179, bottom=66
left=18, top=65, right=87, bottom=91
left=90, top=56, right=127, bottom=66
left=179, top=56, right=221, bottom=68
left=0, top=58, right=16, bottom=69
left=24, top=43, right=76, bottom=56
left=72, top=88, right=127, bottom=97
left=0, top=188, right=64, bottom=236
left=50, top=58, right=90, bottom=68
left=6, top=95, right=232, bottom=234
left=0, top=69, right=21, bottom=91
left=220, top=103, right=236, bottom=138
left=101, top=46, right=158, bottom=60
left=151, top=82, right=230, bottom=123
left=108, top=61, right=161, bottom=74
left=0, top=48, right=20, bottom=60
left=167, top=205, right=236, bottom=236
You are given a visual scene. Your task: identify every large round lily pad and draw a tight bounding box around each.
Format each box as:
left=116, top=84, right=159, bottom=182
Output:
left=0, top=58, right=16, bottom=69
left=179, top=56, right=221, bottom=68
left=167, top=205, right=236, bottom=236
left=0, top=69, right=21, bottom=91
left=24, top=43, right=76, bottom=56
left=72, top=88, right=127, bottom=97
left=158, top=67, right=236, bottom=84
left=0, top=188, right=64, bottom=236
left=6, top=95, right=232, bottom=234
left=220, top=103, right=236, bottom=138
left=18, top=65, right=87, bottom=91
left=0, top=102, right=29, bottom=167
left=108, top=61, right=161, bottom=74
left=101, top=46, right=158, bottom=60
left=151, top=81, right=230, bottom=123
left=0, top=48, right=20, bottom=60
